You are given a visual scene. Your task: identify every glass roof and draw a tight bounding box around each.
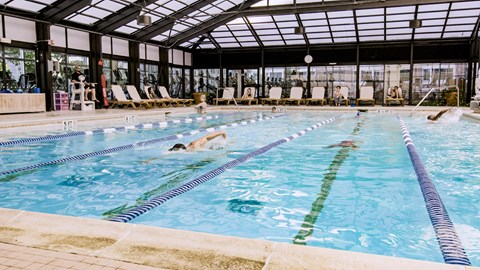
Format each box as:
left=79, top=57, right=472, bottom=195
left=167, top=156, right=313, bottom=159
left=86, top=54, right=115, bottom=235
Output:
left=1, top=0, right=479, bottom=49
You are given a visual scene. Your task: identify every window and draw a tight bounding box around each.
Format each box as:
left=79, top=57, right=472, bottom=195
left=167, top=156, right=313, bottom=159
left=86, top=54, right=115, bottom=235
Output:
left=2, top=47, right=36, bottom=92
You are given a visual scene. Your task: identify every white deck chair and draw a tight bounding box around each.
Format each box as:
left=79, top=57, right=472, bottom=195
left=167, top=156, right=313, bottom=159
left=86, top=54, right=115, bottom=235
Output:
left=237, top=87, right=258, bottom=105
left=213, top=87, right=234, bottom=105
left=109, top=85, right=150, bottom=109
left=386, top=87, right=405, bottom=106
left=158, top=86, right=193, bottom=106
left=340, top=87, right=350, bottom=106
left=356, top=86, right=375, bottom=106
left=282, top=87, right=304, bottom=105
left=261, top=87, right=283, bottom=105
left=305, top=87, right=326, bottom=105
left=125, top=85, right=154, bottom=109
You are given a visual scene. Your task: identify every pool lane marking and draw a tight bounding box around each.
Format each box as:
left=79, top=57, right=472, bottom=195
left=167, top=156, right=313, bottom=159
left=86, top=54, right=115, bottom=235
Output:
left=0, top=115, right=284, bottom=177
left=292, top=118, right=365, bottom=245
left=108, top=117, right=338, bottom=223
left=398, top=117, right=470, bottom=266
left=0, top=115, right=222, bottom=147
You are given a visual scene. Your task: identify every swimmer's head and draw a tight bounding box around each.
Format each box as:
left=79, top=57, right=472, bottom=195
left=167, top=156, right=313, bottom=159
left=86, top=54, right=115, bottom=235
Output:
left=427, top=115, right=434, bottom=120
left=168, top=143, right=186, bottom=151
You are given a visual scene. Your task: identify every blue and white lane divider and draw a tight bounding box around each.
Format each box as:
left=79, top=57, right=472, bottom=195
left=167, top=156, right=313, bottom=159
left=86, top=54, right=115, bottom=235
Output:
left=0, top=115, right=283, bottom=177
left=108, top=117, right=337, bottom=223
left=0, top=115, right=223, bottom=147
left=398, top=117, right=470, bottom=266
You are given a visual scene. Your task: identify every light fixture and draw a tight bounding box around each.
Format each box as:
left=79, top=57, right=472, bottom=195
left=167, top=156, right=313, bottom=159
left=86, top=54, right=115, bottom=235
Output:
left=409, top=19, right=422, bottom=28
left=137, top=0, right=152, bottom=26
left=294, top=26, right=305, bottom=35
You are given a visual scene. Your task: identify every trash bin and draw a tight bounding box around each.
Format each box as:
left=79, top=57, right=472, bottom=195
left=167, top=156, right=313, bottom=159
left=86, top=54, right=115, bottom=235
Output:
left=193, top=92, right=207, bottom=104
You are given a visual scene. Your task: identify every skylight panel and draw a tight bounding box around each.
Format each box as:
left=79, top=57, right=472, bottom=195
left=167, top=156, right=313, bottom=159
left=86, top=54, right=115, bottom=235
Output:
left=211, top=31, right=232, bottom=38
left=203, top=5, right=223, bottom=15
left=180, top=0, right=198, bottom=5
left=285, top=39, right=305, bottom=45
left=164, top=0, right=187, bottom=11
left=231, top=30, right=252, bottom=36
left=300, top=12, right=325, bottom=20
left=258, top=35, right=281, bottom=41
left=269, top=0, right=294, bottom=6
left=216, top=1, right=235, bottom=10
left=451, top=1, right=480, bottom=9
left=263, top=41, right=285, bottom=46
left=154, top=6, right=175, bottom=16
left=241, top=42, right=260, bottom=47
left=115, top=26, right=137, bottom=34
left=199, top=43, right=216, bottom=49
left=172, top=23, right=190, bottom=32
left=256, top=29, right=280, bottom=35
left=328, top=10, right=353, bottom=17
left=248, top=16, right=273, bottom=24
left=96, top=0, right=125, bottom=12
left=330, top=24, right=355, bottom=31
left=387, top=14, right=414, bottom=21
left=332, top=31, right=355, bottom=37
left=276, top=21, right=298, bottom=28
left=418, top=3, right=450, bottom=12
left=422, top=19, right=446, bottom=26
left=448, top=17, right=478, bottom=25
left=443, top=32, right=470, bottom=38
left=81, top=7, right=113, bottom=19
left=359, top=29, right=384, bottom=36
left=252, top=23, right=277, bottom=29
left=306, top=26, right=330, bottom=32
left=296, top=0, right=323, bottom=3
left=68, top=14, right=98, bottom=25
left=7, top=0, right=45, bottom=12
left=309, top=38, right=332, bottom=44
left=126, top=20, right=142, bottom=28
left=356, top=16, right=384, bottom=23
left=152, top=35, right=168, bottom=42
left=356, top=8, right=383, bottom=16
left=215, top=37, right=237, bottom=42
left=333, top=37, right=356, bottom=43
left=415, top=33, right=442, bottom=39
left=387, top=6, right=415, bottom=14
left=279, top=28, right=294, bottom=34
left=449, top=10, right=480, bottom=17
left=328, top=17, right=354, bottom=25
left=387, top=28, right=412, bottom=35
left=386, top=21, right=410, bottom=28
left=236, top=36, right=256, bottom=42
left=445, top=25, right=475, bottom=32
left=415, top=26, right=443, bottom=33
left=227, top=24, right=249, bottom=31
left=273, top=15, right=296, bottom=21
left=360, top=36, right=384, bottom=41
left=386, top=34, right=411, bottom=40
left=252, top=0, right=267, bottom=7
left=307, top=32, right=331, bottom=38
left=302, top=19, right=327, bottom=27
left=417, top=12, right=448, bottom=19
left=283, top=34, right=303, bottom=40
left=357, top=23, right=384, bottom=30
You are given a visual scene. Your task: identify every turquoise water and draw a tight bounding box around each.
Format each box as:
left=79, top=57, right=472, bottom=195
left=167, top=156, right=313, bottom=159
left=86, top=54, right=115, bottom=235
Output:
left=0, top=111, right=478, bottom=265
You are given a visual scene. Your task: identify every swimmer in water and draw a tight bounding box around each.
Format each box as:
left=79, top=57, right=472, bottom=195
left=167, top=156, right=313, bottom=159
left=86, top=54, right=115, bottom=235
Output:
left=195, top=94, right=207, bottom=114
left=168, top=130, right=227, bottom=152
left=326, top=140, right=358, bottom=149
left=427, top=108, right=451, bottom=121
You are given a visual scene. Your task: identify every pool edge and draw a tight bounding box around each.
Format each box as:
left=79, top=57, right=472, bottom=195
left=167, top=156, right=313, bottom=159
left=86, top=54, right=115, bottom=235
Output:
left=0, top=208, right=475, bottom=270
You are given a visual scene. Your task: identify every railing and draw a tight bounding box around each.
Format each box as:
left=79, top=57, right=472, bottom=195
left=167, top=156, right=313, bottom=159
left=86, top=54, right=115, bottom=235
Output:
left=409, top=88, right=436, bottom=116
left=410, top=85, right=460, bottom=116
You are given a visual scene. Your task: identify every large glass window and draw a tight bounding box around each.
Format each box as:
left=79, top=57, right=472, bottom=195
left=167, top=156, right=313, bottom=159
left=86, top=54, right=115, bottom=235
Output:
left=244, top=68, right=259, bottom=97
left=184, top=68, right=191, bottom=98
left=360, top=65, right=384, bottom=103
left=169, top=67, right=182, bottom=97
left=265, top=67, right=286, bottom=97
left=412, top=63, right=467, bottom=105
left=141, top=63, right=158, bottom=91
left=311, top=65, right=356, bottom=100
left=111, top=60, right=128, bottom=88
left=385, top=64, right=410, bottom=101
left=2, top=47, right=36, bottom=92
left=51, top=53, right=89, bottom=92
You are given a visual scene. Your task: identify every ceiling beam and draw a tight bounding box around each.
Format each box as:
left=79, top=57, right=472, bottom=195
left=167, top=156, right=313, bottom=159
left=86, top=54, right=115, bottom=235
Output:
left=165, top=0, right=264, bottom=48
left=39, top=0, right=92, bottom=24
left=94, top=0, right=156, bottom=33
left=134, top=0, right=217, bottom=42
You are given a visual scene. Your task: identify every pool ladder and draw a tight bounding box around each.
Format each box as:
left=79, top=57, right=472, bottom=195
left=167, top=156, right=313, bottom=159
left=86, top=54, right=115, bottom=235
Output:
left=409, top=85, right=459, bottom=116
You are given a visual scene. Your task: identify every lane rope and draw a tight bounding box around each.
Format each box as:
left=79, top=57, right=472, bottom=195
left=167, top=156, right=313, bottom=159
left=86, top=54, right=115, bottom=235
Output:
left=0, top=115, right=224, bottom=147
left=0, top=115, right=284, bottom=177
left=108, top=116, right=338, bottom=223
left=398, top=116, right=470, bottom=266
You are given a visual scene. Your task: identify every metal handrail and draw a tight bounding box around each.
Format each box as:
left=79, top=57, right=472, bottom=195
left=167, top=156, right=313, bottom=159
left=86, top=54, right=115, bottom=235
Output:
left=224, top=87, right=240, bottom=112
left=409, top=88, right=436, bottom=116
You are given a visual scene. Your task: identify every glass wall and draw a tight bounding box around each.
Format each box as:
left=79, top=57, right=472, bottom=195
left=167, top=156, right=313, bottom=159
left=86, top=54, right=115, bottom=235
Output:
left=412, top=63, right=467, bottom=105
left=360, top=65, right=384, bottom=104
left=385, top=64, right=410, bottom=101
left=184, top=68, right=191, bottom=98
left=140, top=63, right=158, bottom=92
left=51, top=53, right=89, bottom=92
left=244, top=68, right=259, bottom=97
left=311, top=65, right=356, bottom=100
left=169, top=67, right=182, bottom=97
left=1, top=47, right=36, bottom=92
left=111, top=60, right=128, bottom=88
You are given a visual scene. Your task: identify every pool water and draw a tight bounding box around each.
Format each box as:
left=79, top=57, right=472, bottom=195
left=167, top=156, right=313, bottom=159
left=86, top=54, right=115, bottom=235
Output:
left=0, top=111, right=478, bottom=265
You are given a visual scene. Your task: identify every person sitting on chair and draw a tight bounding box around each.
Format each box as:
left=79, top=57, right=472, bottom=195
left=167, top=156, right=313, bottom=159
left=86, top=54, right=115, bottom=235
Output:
left=242, top=88, right=254, bottom=99
left=71, top=65, right=98, bottom=102
left=333, top=86, right=343, bottom=106
left=168, top=131, right=227, bottom=152
left=388, top=86, right=400, bottom=99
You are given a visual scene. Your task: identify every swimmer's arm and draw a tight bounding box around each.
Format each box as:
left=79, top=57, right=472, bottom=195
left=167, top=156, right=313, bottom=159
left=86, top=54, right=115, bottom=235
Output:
left=432, top=108, right=451, bottom=120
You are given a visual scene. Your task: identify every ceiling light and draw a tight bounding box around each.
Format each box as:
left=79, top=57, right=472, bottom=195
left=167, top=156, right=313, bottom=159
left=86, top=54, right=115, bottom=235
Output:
left=294, top=26, right=305, bottom=35
left=137, top=14, right=152, bottom=26
left=409, top=19, right=422, bottom=28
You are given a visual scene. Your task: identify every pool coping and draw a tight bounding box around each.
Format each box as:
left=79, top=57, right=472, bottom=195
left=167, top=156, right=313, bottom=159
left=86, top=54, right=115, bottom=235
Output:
left=0, top=208, right=477, bottom=270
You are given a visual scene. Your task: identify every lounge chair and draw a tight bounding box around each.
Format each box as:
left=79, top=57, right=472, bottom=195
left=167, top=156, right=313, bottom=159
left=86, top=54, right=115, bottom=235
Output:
left=143, top=86, right=170, bottom=107
left=305, top=86, right=326, bottom=105
left=386, top=87, right=405, bottom=106
left=261, top=87, right=283, bottom=105
left=213, top=87, right=234, bottom=105
left=282, top=87, right=304, bottom=105
left=125, top=85, right=155, bottom=109
left=110, top=85, right=152, bottom=109
left=356, top=86, right=375, bottom=106
left=237, top=87, right=258, bottom=105
left=158, top=86, right=193, bottom=107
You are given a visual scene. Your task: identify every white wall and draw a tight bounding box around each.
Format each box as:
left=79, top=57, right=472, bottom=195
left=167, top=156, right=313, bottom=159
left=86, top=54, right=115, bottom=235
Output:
left=50, top=26, right=66, bottom=47
left=172, top=49, right=183, bottom=65
left=102, top=36, right=112, bottom=54
left=146, top=45, right=159, bottom=61
left=112, top=38, right=129, bottom=57
left=185, top=52, right=192, bottom=66
left=67, top=29, right=90, bottom=51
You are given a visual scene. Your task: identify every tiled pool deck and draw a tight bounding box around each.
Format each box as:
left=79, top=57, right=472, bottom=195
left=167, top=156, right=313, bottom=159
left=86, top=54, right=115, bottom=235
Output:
left=1, top=105, right=479, bottom=270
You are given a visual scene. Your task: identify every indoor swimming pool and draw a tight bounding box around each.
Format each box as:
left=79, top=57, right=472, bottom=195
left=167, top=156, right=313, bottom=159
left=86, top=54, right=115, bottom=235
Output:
left=0, top=110, right=478, bottom=266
